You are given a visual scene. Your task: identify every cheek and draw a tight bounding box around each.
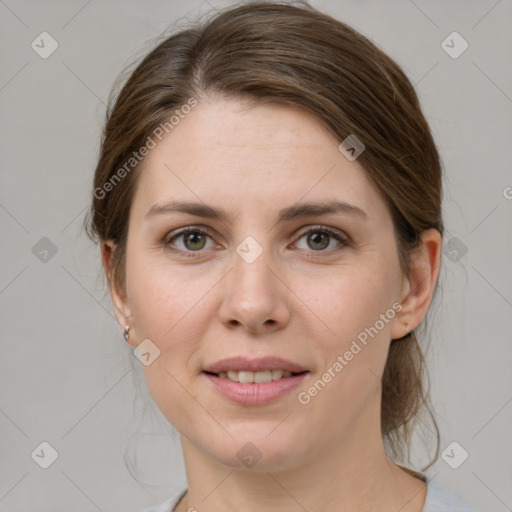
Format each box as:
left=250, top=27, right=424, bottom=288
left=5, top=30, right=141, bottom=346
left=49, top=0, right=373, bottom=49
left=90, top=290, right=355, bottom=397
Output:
left=293, top=272, right=397, bottom=429
left=125, top=256, right=209, bottom=401
left=299, top=265, right=399, bottom=401
left=126, top=258, right=212, bottom=425
left=127, top=251, right=203, bottom=337
left=303, top=266, right=397, bottom=346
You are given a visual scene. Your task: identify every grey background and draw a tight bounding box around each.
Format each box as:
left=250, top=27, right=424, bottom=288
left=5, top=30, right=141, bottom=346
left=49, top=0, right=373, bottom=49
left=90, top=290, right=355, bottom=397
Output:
left=1, top=0, right=511, bottom=510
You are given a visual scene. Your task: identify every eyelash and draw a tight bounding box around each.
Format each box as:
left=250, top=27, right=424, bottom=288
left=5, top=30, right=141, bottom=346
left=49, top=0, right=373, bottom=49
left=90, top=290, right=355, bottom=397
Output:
left=163, top=225, right=350, bottom=259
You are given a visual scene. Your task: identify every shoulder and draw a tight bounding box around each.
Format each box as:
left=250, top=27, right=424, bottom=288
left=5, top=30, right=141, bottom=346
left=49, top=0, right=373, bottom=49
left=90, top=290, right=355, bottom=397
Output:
left=142, top=488, right=187, bottom=512
left=423, top=479, right=476, bottom=512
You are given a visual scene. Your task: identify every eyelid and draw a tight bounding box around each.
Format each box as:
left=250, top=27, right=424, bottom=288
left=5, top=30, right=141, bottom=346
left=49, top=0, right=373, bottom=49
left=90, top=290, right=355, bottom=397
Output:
left=295, top=224, right=349, bottom=243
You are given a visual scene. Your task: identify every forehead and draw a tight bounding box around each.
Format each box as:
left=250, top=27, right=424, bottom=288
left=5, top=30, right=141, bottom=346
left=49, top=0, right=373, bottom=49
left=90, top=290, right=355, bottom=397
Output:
left=131, top=97, right=388, bottom=225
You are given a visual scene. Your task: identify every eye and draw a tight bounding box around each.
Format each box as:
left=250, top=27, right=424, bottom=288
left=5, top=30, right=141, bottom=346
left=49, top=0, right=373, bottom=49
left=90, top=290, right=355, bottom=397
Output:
left=293, top=225, right=349, bottom=254
left=163, top=225, right=349, bottom=258
left=164, top=227, right=216, bottom=256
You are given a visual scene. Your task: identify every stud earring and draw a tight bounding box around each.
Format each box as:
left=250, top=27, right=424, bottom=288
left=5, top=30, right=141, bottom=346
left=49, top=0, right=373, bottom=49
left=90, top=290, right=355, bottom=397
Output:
left=123, top=325, right=130, bottom=340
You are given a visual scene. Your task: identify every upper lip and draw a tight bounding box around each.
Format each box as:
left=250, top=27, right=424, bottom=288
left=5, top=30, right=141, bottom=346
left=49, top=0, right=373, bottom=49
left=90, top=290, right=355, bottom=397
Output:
left=203, top=356, right=308, bottom=374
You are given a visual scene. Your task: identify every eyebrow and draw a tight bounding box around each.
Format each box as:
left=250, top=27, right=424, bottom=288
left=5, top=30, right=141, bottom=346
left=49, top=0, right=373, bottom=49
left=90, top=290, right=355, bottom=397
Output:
left=144, top=199, right=368, bottom=223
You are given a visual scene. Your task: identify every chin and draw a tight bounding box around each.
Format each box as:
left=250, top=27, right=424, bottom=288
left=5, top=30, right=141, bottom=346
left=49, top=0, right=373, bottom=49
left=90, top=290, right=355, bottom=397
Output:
left=200, top=429, right=308, bottom=473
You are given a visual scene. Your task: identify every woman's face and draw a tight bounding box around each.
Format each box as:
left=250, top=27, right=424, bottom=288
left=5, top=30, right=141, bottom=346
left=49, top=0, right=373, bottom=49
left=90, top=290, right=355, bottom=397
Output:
left=114, top=96, right=411, bottom=471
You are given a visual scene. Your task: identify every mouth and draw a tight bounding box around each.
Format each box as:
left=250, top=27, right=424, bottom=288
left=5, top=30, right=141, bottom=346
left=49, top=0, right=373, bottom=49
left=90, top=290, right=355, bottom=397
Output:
left=201, top=356, right=310, bottom=405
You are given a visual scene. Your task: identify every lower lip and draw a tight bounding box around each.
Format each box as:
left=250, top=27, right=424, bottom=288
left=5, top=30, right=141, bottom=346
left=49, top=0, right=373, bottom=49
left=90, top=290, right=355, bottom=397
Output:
left=203, top=372, right=309, bottom=405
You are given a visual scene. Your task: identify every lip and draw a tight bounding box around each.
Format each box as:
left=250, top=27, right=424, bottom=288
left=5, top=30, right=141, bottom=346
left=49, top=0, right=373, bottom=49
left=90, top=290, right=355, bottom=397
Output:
left=203, top=371, right=309, bottom=405
left=203, top=356, right=308, bottom=374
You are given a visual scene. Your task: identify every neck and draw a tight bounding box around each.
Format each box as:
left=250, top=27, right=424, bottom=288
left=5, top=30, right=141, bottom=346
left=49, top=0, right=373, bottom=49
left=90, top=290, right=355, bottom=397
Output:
left=175, top=412, right=427, bottom=512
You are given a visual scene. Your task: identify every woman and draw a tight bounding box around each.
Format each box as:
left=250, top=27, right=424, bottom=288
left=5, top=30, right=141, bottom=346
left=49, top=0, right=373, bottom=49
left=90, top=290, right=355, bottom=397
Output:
left=86, top=1, right=475, bottom=510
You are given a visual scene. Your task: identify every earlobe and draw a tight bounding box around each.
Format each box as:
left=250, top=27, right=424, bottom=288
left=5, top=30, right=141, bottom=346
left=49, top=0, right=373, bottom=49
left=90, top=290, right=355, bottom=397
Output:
left=391, top=228, right=442, bottom=340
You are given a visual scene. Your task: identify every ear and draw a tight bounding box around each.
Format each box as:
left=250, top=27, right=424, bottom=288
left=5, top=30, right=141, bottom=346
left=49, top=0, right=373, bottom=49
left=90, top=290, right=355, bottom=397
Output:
left=390, top=228, right=442, bottom=340
left=102, top=241, right=137, bottom=347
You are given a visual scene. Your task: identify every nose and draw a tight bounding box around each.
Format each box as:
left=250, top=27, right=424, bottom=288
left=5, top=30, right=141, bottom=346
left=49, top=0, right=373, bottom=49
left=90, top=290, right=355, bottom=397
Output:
left=218, top=246, right=291, bottom=335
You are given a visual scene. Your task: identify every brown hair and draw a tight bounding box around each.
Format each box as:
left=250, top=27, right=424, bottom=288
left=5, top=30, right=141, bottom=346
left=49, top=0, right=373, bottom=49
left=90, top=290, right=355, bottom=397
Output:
left=85, top=0, right=442, bottom=475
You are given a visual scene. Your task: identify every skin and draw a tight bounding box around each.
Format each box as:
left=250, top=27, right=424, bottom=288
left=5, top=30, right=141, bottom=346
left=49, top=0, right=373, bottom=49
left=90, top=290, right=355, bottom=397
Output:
left=103, top=96, right=441, bottom=512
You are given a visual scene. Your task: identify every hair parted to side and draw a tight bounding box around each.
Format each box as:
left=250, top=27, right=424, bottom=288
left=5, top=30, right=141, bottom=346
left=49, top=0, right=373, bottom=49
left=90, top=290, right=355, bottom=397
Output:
left=84, top=0, right=443, bottom=476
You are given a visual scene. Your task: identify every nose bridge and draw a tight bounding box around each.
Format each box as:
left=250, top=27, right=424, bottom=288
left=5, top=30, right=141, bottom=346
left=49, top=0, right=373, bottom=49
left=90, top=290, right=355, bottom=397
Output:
left=231, top=235, right=277, bottom=303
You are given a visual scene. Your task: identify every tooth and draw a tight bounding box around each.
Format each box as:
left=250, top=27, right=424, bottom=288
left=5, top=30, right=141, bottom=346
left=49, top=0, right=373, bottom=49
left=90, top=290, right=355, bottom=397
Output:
left=218, top=370, right=296, bottom=382
left=254, top=370, right=272, bottom=383
left=271, top=369, right=284, bottom=380
left=227, top=370, right=240, bottom=382
left=238, top=371, right=255, bottom=383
